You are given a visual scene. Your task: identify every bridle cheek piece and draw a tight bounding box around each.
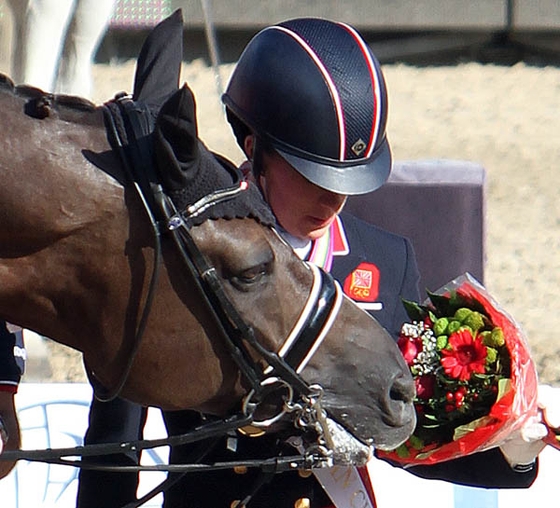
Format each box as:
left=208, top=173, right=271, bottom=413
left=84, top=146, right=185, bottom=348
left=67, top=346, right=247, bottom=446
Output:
left=166, top=185, right=344, bottom=466
left=102, top=94, right=346, bottom=465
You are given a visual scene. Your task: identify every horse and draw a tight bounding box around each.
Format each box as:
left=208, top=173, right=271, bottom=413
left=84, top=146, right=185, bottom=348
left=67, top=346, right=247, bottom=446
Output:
left=0, top=10, right=416, bottom=475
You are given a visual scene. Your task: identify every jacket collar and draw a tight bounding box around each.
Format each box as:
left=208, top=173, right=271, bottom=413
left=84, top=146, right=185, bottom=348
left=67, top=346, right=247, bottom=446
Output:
left=307, top=215, right=349, bottom=271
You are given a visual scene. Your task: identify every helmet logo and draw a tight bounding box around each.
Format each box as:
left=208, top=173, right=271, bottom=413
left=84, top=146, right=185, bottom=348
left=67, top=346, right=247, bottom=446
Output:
left=351, top=139, right=366, bottom=156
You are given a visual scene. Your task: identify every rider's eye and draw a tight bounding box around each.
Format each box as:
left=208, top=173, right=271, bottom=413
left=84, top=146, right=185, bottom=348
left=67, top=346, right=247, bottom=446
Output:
left=230, top=263, right=270, bottom=290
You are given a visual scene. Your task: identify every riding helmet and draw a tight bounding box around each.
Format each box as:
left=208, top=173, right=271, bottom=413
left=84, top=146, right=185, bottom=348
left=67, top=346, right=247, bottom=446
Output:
left=222, top=17, right=391, bottom=195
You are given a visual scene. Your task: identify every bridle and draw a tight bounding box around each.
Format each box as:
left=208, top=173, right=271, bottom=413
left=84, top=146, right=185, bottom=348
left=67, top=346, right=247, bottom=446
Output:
left=98, top=95, right=346, bottom=453
left=7, top=97, right=347, bottom=461
left=161, top=175, right=345, bottom=454
left=163, top=188, right=344, bottom=443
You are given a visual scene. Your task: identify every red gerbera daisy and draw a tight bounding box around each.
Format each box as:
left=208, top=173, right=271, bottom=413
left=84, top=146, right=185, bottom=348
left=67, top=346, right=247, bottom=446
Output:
left=441, top=329, right=487, bottom=381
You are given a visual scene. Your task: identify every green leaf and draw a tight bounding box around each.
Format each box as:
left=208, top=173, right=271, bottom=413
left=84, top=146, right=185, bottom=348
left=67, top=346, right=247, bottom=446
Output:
left=423, top=423, right=446, bottom=429
left=453, top=415, right=494, bottom=440
left=422, top=414, right=440, bottom=422
left=497, top=378, right=512, bottom=400
left=395, top=443, right=410, bottom=458
left=416, top=448, right=439, bottom=460
left=426, top=291, right=452, bottom=315
left=471, top=372, right=493, bottom=382
left=409, top=435, right=425, bottom=450
left=402, top=298, right=427, bottom=321
left=448, top=291, right=467, bottom=310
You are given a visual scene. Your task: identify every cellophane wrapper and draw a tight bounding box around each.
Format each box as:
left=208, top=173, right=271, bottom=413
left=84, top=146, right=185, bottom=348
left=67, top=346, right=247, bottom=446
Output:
left=377, top=272, right=539, bottom=466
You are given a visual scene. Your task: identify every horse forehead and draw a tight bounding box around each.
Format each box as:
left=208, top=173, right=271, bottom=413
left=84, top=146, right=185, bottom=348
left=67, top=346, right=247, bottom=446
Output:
left=193, top=218, right=275, bottom=265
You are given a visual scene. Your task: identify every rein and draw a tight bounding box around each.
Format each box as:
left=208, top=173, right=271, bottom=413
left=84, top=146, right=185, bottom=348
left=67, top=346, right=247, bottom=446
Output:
left=161, top=178, right=344, bottom=453
left=165, top=194, right=344, bottom=400
left=99, top=94, right=344, bottom=434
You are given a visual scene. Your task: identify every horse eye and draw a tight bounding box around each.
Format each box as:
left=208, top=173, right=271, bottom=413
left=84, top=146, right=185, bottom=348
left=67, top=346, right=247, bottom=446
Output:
left=229, top=263, right=270, bottom=291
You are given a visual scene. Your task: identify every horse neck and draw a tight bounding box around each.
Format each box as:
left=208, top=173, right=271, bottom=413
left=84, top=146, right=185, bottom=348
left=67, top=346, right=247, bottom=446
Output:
left=0, top=98, right=134, bottom=347
left=0, top=180, right=130, bottom=337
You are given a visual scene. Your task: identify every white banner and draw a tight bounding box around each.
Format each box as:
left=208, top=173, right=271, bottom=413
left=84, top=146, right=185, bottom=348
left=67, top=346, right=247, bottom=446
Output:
left=314, top=466, right=376, bottom=508
left=1, top=384, right=559, bottom=507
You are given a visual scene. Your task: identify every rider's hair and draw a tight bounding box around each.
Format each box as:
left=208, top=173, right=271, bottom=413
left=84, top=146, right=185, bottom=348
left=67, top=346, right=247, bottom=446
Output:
left=225, top=107, right=250, bottom=152
left=225, top=107, right=272, bottom=179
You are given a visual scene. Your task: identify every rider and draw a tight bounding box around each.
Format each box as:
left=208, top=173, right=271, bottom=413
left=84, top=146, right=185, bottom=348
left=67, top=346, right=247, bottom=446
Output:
left=77, top=17, right=558, bottom=508
left=161, top=18, right=556, bottom=508
left=0, top=321, right=25, bottom=479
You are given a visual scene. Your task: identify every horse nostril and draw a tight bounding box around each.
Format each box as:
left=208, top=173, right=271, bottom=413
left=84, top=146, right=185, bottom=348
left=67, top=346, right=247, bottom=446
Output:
left=382, top=374, right=416, bottom=431
left=389, top=374, right=416, bottom=404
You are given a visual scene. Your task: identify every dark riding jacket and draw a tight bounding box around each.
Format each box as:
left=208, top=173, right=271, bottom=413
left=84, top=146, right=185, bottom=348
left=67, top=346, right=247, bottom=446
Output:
left=161, top=212, right=537, bottom=508
left=0, top=322, right=25, bottom=393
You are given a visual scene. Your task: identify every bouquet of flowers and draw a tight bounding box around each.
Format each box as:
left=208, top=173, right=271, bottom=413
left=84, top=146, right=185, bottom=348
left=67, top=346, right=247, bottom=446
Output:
left=377, top=273, right=554, bottom=465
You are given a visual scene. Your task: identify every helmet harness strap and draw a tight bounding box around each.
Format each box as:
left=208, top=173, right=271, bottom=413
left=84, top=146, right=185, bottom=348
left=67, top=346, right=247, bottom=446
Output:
left=251, top=135, right=266, bottom=180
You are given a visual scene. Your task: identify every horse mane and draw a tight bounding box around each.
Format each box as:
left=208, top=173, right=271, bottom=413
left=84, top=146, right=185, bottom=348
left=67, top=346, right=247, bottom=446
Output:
left=0, top=72, right=100, bottom=124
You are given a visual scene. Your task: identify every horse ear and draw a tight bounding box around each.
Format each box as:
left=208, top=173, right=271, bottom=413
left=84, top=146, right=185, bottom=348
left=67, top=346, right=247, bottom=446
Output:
left=132, top=9, right=183, bottom=107
left=153, top=84, right=200, bottom=191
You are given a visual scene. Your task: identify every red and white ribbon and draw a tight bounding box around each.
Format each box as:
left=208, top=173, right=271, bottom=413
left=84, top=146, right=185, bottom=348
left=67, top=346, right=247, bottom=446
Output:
left=314, top=464, right=376, bottom=508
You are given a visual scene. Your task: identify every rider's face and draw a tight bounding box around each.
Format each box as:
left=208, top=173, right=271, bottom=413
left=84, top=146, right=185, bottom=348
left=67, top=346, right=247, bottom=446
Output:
left=258, top=149, right=347, bottom=241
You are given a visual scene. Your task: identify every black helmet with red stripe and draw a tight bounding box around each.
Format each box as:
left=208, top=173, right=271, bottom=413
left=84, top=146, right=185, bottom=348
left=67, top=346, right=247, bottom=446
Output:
left=222, top=17, right=391, bottom=195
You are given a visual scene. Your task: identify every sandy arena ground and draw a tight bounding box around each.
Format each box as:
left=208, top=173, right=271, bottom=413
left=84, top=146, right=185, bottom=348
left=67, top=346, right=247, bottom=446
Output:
left=10, top=57, right=560, bottom=386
